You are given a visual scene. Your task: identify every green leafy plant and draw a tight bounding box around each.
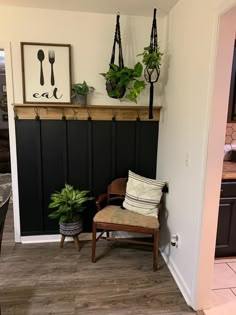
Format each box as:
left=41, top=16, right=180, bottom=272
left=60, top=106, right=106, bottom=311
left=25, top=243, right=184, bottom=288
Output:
left=48, top=184, right=94, bottom=223
left=138, top=46, right=163, bottom=69
left=71, top=81, right=95, bottom=97
left=100, top=62, right=145, bottom=103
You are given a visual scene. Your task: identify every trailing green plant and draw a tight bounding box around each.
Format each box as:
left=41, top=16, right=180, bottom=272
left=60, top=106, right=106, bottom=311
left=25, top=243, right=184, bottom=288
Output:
left=71, top=81, right=95, bottom=97
left=48, top=184, right=94, bottom=223
left=138, top=46, right=163, bottom=69
left=100, top=62, right=145, bottom=103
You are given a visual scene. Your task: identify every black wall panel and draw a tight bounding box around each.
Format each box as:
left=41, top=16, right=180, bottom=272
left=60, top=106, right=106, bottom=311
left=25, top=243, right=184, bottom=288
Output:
left=67, top=121, right=89, bottom=190
left=92, top=121, right=113, bottom=196
left=16, top=120, right=43, bottom=235
left=115, top=121, right=136, bottom=178
left=67, top=120, right=96, bottom=232
left=16, top=119, right=159, bottom=235
left=41, top=121, right=67, bottom=233
left=136, top=121, right=159, bottom=178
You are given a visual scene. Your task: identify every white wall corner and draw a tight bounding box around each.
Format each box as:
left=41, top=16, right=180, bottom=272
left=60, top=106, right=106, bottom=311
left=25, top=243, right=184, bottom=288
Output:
left=161, top=249, right=192, bottom=307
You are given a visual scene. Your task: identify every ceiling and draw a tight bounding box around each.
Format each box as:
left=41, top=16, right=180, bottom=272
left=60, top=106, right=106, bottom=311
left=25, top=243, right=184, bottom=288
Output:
left=0, top=0, right=179, bottom=17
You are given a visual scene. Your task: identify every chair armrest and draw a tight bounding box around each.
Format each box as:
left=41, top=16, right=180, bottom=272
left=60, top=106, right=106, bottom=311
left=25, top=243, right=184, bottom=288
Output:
left=96, top=194, right=108, bottom=211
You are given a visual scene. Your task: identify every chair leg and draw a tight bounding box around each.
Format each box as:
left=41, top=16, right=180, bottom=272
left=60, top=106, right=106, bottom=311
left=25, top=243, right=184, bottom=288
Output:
left=106, top=231, right=110, bottom=239
left=153, top=230, right=159, bottom=272
left=92, top=221, right=97, bottom=263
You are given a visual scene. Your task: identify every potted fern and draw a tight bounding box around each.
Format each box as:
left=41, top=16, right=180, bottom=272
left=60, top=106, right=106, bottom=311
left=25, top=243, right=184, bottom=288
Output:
left=48, top=184, right=94, bottom=236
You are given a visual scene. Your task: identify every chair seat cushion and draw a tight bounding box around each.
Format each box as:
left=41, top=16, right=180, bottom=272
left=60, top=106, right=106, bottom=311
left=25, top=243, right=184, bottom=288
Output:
left=93, top=205, right=159, bottom=229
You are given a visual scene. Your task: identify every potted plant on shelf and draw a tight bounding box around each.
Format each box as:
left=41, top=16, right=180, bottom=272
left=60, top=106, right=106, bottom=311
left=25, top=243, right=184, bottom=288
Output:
left=48, top=184, right=94, bottom=237
left=71, top=81, right=95, bottom=106
left=100, top=62, right=145, bottom=103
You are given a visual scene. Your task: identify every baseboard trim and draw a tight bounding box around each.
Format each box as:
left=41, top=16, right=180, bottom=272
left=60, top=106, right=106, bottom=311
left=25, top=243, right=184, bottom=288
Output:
left=161, top=250, right=192, bottom=308
left=21, top=233, right=94, bottom=243
left=20, top=232, right=148, bottom=244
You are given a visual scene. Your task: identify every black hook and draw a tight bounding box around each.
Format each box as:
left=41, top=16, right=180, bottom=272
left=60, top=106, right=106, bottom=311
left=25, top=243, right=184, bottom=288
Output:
left=136, top=110, right=140, bottom=121
left=13, top=107, right=18, bottom=120
left=87, top=109, right=92, bottom=121
left=61, top=108, right=66, bottom=120
left=34, top=107, right=40, bottom=120
left=112, top=110, right=117, bottom=121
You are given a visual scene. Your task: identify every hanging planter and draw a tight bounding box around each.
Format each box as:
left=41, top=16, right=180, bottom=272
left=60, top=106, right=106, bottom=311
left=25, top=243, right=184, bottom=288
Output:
left=105, top=14, right=125, bottom=99
left=101, top=14, right=145, bottom=103
left=138, top=8, right=163, bottom=118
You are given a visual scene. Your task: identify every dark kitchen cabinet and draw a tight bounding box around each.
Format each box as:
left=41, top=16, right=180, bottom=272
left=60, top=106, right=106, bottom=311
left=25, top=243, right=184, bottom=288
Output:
left=215, top=181, right=236, bottom=257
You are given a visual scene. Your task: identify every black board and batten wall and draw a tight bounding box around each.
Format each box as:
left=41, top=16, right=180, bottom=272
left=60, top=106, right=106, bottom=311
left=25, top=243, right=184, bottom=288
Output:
left=16, top=119, right=159, bottom=236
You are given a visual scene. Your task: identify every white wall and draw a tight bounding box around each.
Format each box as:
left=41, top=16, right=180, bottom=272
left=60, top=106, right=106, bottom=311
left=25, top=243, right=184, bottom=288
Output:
left=157, top=0, right=236, bottom=310
left=0, top=5, right=167, bottom=106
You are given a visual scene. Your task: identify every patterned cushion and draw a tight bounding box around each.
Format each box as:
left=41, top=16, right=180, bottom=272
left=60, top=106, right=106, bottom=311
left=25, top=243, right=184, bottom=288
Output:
left=94, top=205, right=159, bottom=229
left=123, top=170, right=165, bottom=218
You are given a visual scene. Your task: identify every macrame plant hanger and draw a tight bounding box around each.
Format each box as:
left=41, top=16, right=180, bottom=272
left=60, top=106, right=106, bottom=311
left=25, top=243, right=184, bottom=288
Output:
left=144, top=8, right=160, bottom=119
left=106, top=13, right=126, bottom=98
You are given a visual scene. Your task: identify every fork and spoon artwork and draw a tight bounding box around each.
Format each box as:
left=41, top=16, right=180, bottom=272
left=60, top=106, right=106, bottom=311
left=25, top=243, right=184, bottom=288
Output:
left=37, top=49, right=55, bottom=86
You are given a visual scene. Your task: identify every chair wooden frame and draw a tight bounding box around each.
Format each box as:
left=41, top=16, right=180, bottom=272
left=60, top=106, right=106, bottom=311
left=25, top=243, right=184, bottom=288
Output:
left=91, top=178, right=161, bottom=271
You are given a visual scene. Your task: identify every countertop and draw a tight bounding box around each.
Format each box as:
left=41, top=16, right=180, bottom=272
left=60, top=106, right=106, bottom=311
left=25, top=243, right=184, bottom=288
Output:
left=222, top=161, right=236, bottom=180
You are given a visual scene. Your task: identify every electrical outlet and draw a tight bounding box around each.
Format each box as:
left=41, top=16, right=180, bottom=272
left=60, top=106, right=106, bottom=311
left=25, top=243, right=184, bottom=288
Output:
left=171, top=234, right=179, bottom=247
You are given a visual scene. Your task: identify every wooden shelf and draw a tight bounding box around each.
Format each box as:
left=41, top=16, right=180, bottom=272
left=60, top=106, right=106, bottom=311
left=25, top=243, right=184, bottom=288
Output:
left=13, top=104, right=162, bottom=121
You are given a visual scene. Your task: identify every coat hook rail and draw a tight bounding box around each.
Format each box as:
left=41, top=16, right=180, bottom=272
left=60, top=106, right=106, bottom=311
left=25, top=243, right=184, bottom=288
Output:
left=13, top=104, right=161, bottom=121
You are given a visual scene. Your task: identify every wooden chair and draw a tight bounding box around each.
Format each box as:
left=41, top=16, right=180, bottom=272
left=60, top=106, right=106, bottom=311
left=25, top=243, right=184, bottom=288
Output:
left=0, top=187, right=11, bottom=254
left=92, top=178, right=163, bottom=271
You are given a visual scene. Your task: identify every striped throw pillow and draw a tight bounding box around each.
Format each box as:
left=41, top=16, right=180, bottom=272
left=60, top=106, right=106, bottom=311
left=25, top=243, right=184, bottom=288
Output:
left=123, top=171, right=166, bottom=218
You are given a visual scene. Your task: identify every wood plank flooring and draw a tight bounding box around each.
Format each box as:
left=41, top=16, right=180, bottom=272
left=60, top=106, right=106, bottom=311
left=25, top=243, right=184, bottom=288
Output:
left=0, top=203, right=196, bottom=315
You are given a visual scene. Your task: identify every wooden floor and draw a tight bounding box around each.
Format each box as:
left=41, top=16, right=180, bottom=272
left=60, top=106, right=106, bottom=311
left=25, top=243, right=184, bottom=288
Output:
left=0, top=203, right=196, bottom=315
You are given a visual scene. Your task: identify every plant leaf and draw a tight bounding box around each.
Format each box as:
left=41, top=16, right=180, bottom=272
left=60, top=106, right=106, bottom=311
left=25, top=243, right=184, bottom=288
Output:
left=133, top=62, right=143, bottom=77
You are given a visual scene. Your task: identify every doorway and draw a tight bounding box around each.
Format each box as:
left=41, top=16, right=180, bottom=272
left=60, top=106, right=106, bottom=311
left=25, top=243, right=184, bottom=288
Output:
left=0, top=48, right=13, bottom=249
left=197, top=2, right=236, bottom=312
left=0, top=42, right=21, bottom=243
left=0, top=49, right=10, bottom=174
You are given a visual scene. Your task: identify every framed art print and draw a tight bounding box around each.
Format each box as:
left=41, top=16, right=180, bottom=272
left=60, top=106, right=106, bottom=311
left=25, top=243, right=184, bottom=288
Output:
left=21, top=42, right=72, bottom=104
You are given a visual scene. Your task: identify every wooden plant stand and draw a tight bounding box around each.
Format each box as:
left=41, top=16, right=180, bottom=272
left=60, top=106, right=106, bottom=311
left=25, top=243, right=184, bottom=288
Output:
left=60, top=234, right=80, bottom=251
